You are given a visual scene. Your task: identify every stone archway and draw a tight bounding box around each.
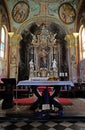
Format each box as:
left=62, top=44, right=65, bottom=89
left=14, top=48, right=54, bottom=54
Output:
left=18, top=22, right=68, bottom=80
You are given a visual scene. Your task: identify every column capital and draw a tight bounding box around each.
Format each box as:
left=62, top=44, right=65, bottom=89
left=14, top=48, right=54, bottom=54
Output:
left=8, top=32, right=14, bottom=38
left=65, top=34, right=74, bottom=40
left=73, top=32, right=79, bottom=38
left=65, top=34, right=74, bottom=46
left=8, top=33, right=22, bottom=46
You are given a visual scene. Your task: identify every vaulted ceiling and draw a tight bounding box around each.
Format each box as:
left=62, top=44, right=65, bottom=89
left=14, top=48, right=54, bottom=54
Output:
left=0, top=0, right=85, bottom=34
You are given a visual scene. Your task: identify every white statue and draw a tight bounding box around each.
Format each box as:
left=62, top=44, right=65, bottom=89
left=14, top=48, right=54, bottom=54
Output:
left=29, top=59, right=34, bottom=70
left=52, top=59, right=57, bottom=71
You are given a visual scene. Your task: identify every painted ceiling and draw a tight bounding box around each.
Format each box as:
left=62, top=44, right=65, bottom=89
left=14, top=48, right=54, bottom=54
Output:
left=5, top=0, right=80, bottom=34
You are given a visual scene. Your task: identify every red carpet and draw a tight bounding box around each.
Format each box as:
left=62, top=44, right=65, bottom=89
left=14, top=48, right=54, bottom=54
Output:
left=56, top=98, right=73, bottom=105
left=13, top=86, right=73, bottom=105
left=14, top=97, right=73, bottom=105
left=14, top=97, right=36, bottom=105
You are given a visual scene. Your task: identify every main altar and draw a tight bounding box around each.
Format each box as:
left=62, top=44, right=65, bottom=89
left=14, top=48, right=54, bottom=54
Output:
left=29, top=24, right=59, bottom=78
left=18, top=23, right=68, bottom=81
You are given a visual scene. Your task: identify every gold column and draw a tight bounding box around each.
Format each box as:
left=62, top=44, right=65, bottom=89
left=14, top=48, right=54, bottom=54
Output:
left=9, top=33, right=22, bottom=80
left=8, top=32, right=14, bottom=78
left=73, top=33, right=80, bottom=82
left=11, top=33, right=22, bottom=46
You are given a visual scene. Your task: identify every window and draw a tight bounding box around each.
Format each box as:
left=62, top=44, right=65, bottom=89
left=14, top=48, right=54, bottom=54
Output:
left=81, top=27, right=85, bottom=59
left=0, top=27, right=5, bottom=58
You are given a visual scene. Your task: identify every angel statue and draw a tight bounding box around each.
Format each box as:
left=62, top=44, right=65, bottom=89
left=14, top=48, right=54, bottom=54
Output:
left=52, top=59, right=57, bottom=71
left=29, top=59, right=34, bottom=70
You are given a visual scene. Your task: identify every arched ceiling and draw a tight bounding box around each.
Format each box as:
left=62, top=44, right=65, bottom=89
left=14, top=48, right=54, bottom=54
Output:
left=1, top=0, right=84, bottom=34
left=30, top=0, right=60, bottom=3
left=21, top=22, right=66, bottom=43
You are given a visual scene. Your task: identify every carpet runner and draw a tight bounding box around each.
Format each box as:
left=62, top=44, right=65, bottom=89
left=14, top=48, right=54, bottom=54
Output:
left=14, top=97, right=73, bottom=105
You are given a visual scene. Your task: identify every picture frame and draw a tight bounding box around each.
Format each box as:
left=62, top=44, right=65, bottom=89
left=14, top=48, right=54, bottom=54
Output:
left=12, top=1, right=29, bottom=23
left=58, top=3, right=76, bottom=24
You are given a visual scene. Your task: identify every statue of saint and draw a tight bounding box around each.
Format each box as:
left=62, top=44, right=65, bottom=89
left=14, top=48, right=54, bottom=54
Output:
left=52, top=59, right=57, bottom=71
left=29, top=59, right=34, bottom=70
left=40, top=57, right=47, bottom=68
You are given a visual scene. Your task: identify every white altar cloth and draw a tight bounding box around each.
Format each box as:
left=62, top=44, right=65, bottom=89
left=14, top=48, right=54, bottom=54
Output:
left=17, top=80, right=74, bottom=87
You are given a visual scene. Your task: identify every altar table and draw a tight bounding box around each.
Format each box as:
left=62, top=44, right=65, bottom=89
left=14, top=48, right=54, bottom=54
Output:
left=17, top=80, right=74, bottom=87
left=17, top=80, right=74, bottom=115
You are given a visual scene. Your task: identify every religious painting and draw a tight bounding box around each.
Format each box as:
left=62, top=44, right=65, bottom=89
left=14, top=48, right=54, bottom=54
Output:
left=38, top=49, right=48, bottom=69
left=58, top=3, right=76, bottom=24
left=12, top=1, right=29, bottom=23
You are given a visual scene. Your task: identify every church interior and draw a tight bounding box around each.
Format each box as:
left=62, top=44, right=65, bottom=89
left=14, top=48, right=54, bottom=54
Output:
left=0, top=0, right=85, bottom=122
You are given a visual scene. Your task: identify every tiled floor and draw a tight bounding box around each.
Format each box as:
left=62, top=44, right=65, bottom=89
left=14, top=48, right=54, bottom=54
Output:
left=0, top=121, right=85, bottom=130
left=0, top=98, right=85, bottom=117
left=0, top=98, right=85, bottom=129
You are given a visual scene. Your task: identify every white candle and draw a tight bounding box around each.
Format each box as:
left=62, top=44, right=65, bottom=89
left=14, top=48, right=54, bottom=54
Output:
left=65, top=72, right=68, bottom=76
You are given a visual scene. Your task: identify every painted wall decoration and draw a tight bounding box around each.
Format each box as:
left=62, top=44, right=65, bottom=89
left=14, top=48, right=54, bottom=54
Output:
left=58, top=2, right=76, bottom=24
left=12, top=1, right=29, bottom=23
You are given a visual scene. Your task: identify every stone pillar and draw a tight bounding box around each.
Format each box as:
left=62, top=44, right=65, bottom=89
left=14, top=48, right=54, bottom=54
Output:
left=0, top=14, right=2, bottom=74
left=0, top=13, right=2, bottom=33
left=8, top=33, right=22, bottom=80
left=65, top=34, right=74, bottom=81
left=73, top=33, right=80, bottom=82
left=8, top=32, right=14, bottom=78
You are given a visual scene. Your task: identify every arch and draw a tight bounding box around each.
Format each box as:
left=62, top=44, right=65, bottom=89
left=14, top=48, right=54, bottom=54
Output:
left=18, top=21, right=69, bottom=80
left=16, top=16, right=68, bottom=35
left=0, top=27, right=5, bottom=58
left=79, top=25, right=85, bottom=60
left=0, top=25, right=8, bottom=78
left=74, top=0, right=83, bottom=31
left=79, top=25, right=84, bottom=60
left=0, top=0, right=11, bottom=31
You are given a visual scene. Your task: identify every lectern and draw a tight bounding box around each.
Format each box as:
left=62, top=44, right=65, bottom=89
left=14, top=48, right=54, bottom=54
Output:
left=1, top=78, right=16, bottom=109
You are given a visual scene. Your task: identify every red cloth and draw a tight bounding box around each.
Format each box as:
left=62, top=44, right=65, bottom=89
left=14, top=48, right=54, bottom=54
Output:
left=14, top=97, right=36, bottom=104
left=14, top=97, right=72, bottom=105
left=56, top=98, right=73, bottom=105
left=38, top=86, right=52, bottom=92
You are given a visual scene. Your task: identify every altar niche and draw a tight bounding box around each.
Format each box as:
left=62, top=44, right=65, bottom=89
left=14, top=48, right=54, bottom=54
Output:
left=18, top=23, right=68, bottom=80
left=29, top=40, right=59, bottom=77
left=28, top=24, right=68, bottom=78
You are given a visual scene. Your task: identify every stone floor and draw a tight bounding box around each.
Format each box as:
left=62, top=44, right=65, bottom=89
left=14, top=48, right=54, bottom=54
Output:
left=0, top=98, right=85, bottom=129
left=0, top=98, right=85, bottom=117
left=0, top=98, right=85, bottom=130
left=0, top=121, right=85, bottom=130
